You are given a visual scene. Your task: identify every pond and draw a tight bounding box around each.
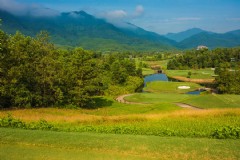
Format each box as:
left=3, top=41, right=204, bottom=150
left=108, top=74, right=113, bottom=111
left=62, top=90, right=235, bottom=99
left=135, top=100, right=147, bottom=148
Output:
left=144, top=73, right=204, bottom=95
left=144, top=73, right=168, bottom=85
left=186, top=90, right=201, bottom=95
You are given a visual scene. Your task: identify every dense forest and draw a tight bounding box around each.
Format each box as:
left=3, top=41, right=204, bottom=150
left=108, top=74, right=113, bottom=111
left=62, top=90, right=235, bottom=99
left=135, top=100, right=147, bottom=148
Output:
left=0, top=29, right=143, bottom=109
left=167, top=48, right=240, bottom=94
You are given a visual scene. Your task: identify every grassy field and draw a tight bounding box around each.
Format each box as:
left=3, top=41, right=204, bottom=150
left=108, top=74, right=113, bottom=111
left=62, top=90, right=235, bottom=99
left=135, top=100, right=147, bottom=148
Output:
left=126, top=81, right=240, bottom=109
left=166, top=68, right=215, bottom=79
left=182, top=94, right=240, bottom=109
left=144, top=81, right=202, bottom=93
left=0, top=128, right=239, bottom=160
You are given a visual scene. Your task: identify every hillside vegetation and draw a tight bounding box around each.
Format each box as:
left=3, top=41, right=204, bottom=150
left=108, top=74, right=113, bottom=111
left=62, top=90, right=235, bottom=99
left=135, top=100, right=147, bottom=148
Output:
left=0, top=10, right=175, bottom=51
left=0, top=29, right=143, bottom=108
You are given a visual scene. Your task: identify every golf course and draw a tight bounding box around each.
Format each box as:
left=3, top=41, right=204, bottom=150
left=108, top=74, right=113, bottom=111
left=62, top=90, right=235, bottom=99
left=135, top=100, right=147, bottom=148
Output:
left=1, top=68, right=240, bottom=159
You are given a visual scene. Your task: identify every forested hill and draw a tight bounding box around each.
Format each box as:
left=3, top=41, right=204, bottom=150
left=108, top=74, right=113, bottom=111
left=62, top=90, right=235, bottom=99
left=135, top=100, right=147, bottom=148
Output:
left=177, top=30, right=240, bottom=49
left=0, top=10, right=176, bottom=51
left=165, top=28, right=207, bottom=42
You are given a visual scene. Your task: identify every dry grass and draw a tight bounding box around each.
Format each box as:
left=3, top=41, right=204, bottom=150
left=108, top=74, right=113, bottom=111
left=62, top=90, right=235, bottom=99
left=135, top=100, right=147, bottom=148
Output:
left=170, top=76, right=214, bottom=84
left=1, top=107, right=239, bottom=124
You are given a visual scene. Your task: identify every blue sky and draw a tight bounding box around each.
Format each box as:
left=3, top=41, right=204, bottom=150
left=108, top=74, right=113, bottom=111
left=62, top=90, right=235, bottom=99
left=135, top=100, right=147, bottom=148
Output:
left=1, top=0, right=240, bottom=34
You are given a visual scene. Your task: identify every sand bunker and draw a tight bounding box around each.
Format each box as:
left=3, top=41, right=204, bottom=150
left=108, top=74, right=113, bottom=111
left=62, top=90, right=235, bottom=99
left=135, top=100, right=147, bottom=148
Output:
left=178, top=86, right=190, bottom=89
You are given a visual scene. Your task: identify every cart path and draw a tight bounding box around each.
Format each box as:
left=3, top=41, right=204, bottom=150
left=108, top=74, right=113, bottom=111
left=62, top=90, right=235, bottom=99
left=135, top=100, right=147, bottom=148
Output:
left=116, top=94, right=203, bottom=110
left=115, top=94, right=147, bottom=105
left=174, top=103, right=203, bottom=110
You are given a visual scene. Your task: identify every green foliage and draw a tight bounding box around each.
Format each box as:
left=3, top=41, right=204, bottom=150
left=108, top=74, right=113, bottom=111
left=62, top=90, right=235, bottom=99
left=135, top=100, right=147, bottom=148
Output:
left=212, top=126, right=240, bottom=139
left=105, top=76, right=143, bottom=96
left=0, top=115, right=56, bottom=131
left=0, top=30, right=143, bottom=108
left=1, top=114, right=240, bottom=139
left=187, top=71, right=192, bottom=78
left=29, top=119, right=55, bottom=130
left=0, top=114, right=26, bottom=128
left=216, top=69, right=240, bottom=94
left=167, top=48, right=240, bottom=70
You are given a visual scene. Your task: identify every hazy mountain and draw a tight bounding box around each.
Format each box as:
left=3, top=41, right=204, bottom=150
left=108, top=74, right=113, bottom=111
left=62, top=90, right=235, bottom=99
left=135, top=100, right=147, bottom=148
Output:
left=0, top=10, right=176, bottom=51
left=178, top=30, right=240, bottom=49
left=165, top=28, right=207, bottom=42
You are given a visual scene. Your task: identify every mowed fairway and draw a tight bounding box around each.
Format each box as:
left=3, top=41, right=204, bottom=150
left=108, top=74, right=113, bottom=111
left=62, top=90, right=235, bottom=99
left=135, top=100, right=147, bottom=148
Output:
left=0, top=128, right=239, bottom=160
left=166, top=68, right=215, bottom=79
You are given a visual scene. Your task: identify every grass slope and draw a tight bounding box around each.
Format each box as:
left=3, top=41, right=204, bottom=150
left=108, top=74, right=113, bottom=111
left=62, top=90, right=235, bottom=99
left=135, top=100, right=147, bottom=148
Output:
left=0, top=128, right=239, bottom=160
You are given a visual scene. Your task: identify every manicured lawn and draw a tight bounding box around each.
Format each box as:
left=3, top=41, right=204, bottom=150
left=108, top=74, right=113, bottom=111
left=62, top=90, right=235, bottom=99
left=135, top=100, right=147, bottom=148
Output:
left=125, top=91, right=240, bottom=110
left=125, top=92, right=191, bottom=104
left=166, top=68, right=215, bottom=79
left=0, top=128, right=239, bottom=160
left=182, top=94, right=240, bottom=109
left=144, top=81, right=202, bottom=93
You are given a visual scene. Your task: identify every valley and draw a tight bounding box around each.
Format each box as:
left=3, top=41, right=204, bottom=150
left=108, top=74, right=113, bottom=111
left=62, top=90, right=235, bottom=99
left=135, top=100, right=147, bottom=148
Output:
left=0, top=1, right=240, bottom=159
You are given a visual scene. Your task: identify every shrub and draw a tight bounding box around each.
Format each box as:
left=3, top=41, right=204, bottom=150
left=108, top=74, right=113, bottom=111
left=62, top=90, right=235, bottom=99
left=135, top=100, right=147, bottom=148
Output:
left=211, top=126, right=240, bottom=139
left=0, top=115, right=56, bottom=131
left=0, top=114, right=26, bottom=128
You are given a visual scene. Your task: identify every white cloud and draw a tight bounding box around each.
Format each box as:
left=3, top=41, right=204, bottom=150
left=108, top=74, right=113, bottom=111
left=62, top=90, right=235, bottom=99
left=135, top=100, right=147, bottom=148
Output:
left=134, top=5, right=144, bottom=17
left=0, top=0, right=60, bottom=17
left=96, top=5, right=145, bottom=29
left=105, top=10, right=128, bottom=20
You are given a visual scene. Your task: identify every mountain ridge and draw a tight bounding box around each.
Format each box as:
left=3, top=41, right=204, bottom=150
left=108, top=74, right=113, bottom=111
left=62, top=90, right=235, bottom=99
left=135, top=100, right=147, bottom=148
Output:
left=178, top=30, right=240, bottom=49
left=165, top=28, right=209, bottom=42
left=0, top=9, right=176, bottom=51
left=1, top=9, right=240, bottom=50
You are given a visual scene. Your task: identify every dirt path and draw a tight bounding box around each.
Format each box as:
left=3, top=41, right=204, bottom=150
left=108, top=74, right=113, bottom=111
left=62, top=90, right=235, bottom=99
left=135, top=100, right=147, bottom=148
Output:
left=115, top=94, right=147, bottom=105
left=175, top=103, right=203, bottom=110
left=116, top=94, right=203, bottom=110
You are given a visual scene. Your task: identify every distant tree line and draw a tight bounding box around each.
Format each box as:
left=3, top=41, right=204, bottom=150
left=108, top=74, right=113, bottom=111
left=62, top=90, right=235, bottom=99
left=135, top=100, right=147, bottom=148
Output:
left=167, top=48, right=240, bottom=94
left=0, top=30, right=143, bottom=109
left=167, top=48, right=240, bottom=70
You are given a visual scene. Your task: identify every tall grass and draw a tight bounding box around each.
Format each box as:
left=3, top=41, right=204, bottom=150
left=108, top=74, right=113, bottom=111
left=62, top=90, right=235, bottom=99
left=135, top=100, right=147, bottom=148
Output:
left=1, top=108, right=240, bottom=138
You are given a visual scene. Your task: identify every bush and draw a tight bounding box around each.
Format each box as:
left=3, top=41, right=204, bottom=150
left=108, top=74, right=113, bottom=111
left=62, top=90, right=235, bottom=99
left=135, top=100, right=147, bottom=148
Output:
left=0, top=115, right=56, bottom=131
left=211, top=126, right=240, bottom=139
left=28, top=119, right=55, bottom=130
left=0, top=114, right=26, bottom=128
